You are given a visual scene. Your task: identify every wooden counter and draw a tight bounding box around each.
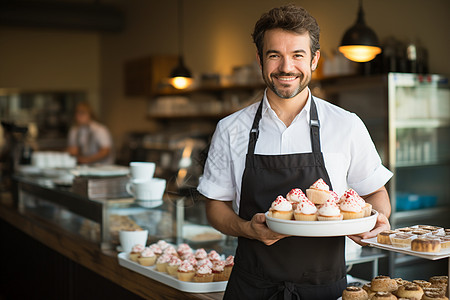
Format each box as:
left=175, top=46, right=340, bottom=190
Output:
left=0, top=196, right=224, bottom=300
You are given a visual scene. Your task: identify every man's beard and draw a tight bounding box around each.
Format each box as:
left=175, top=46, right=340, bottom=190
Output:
left=262, top=69, right=311, bottom=99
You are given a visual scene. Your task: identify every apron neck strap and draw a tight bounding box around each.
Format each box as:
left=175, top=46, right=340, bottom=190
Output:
left=247, top=96, right=322, bottom=155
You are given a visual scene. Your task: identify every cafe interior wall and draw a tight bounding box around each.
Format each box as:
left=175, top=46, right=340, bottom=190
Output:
left=0, top=0, right=449, bottom=154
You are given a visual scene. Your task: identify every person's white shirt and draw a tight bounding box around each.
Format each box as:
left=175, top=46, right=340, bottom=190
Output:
left=198, top=88, right=392, bottom=212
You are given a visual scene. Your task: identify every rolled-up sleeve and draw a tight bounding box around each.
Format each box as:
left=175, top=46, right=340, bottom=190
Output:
left=347, top=114, right=393, bottom=196
left=197, top=121, right=235, bottom=201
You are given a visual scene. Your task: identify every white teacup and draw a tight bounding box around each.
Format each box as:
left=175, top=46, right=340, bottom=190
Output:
left=119, top=229, right=148, bottom=253
left=126, top=178, right=166, bottom=201
left=129, top=162, right=155, bottom=182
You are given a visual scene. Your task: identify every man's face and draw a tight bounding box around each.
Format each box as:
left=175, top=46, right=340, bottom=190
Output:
left=258, top=28, right=319, bottom=100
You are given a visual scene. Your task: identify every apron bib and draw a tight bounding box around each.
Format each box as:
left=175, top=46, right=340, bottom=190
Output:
left=224, top=98, right=346, bottom=300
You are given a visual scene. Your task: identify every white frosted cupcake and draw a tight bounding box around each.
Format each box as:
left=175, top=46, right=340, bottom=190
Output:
left=167, top=256, right=182, bottom=276
left=155, top=253, right=171, bottom=272
left=137, top=247, right=156, bottom=266
left=341, top=188, right=372, bottom=217
left=306, top=178, right=333, bottom=205
left=268, top=195, right=293, bottom=220
left=294, top=198, right=317, bottom=221
left=177, top=260, right=195, bottom=282
left=286, top=188, right=307, bottom=209
left=339, top=194, right=364, bottom=220
left=317, top=200, right=343, bottom=221
left=129, top=244, right=145, bottom=262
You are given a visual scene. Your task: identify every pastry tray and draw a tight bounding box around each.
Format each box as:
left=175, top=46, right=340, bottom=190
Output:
left=117, top=253, right=227, bottom=293
left=361, top=237, right=450, bottom=260
left=265, top=210, right=378, bottom=237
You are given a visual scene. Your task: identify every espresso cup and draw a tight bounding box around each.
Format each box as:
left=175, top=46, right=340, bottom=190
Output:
left=126, top=178, right=166, bottom=201
left=129, top=162, right=155, bottom=182
left=119, top=229, right=148, bottom=253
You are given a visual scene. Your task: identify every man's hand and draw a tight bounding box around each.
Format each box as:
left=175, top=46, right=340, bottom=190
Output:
left=348, top=212, right=390, bottom=246
left=249, top=213, right=289, bottom=245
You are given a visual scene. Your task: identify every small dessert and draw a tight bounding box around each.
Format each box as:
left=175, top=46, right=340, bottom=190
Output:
left=371, top=275, right=398, bottom=292
left=177, top=243, right=193, bottom=257
left=423, top=287, right=446, bottom=297
left=389, top=233, right=416, bottom=248
left=371, top=291, right=397, bottom=300
left=177, top=260, right=195, bottom=282
left=339, top=194, right=364, bottom=220
left=394, top=278, right=410, bottom=286
left=341, top=188, right=372, bottom=217
left=167, top=256, right=182, bottom=276
left=317, top=200, right=343, bottom=221
left=413, top=280, right=432, bottom=288
left=193, top=265, right=214, bottom=282
left=362, top=283, right=375, bottom=299
left=212, top=260, right=227, bottom=281
left=293, top=197, right=317, bottom=221
left=163, top=245, right=178, bottom=257
left=306, top=178, right=333, bottom=205
left=397, top=227, right=414, bottom=233
left=155, top=253, right=171, bottom=272
left=157, top=240, right=170, bottom=251
left=196, top=258, right=213, bottom=269
left=224, top=255, right=234, bottom=279
left=194, top=248, right=208, bottom=260
left=149, top=244, right=162, bottom=258
left=429, top=276, right=448, bottom=295
left=411, top=237, right=441, bottom=252
left=377, top=230, right=397, bottom=245
left=286, top=188, right=307, bottom=209
left=422, top=290, right=449, bottom=300
left=137, top=247, right=156, bottom=266
left=395, top=283, right=423, bottom=299
left=342, top=286, right=369, bottom=300
left=412, top=229, right=431, bottom=236
left=129, top=244, right=145, bottom=262
left=208, top=250, right=221, bottom=262
left=268, top=196, right=293, bottom=220
left=184, top=254, right=197, bottom=266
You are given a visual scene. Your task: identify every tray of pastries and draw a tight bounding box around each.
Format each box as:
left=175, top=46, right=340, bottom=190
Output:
left=265, top=179, right=378, bottom=237
left=362, top=225, right=450, bottom=260
left=118, top=240, right=233, bottom=293
left=340, top=274, right=448, bottom=300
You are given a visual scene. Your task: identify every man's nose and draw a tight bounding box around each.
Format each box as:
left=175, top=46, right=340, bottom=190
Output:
left=279, top=57, right=295, bottom=73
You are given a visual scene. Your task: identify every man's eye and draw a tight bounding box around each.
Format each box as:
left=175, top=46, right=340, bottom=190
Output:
left=268, top=54, right=279, bottom=59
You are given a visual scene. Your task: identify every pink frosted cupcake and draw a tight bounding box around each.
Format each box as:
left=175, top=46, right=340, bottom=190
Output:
left=224, top=255, right=234, bottom=279
left=157, top=240, right=170, bottom=251
left=155, top=253, right=171, bottom=272
left=177, top=243, right=192, bottom=257
left=167, top=256, right=182, bottom=276
left=137, top=247, right=156, bottom=266
left=194, top=248, right=207, bottom=261
left=129, top=244, right=145, bottom=262
left=177, top=260, right=195, bottom=282
left=341, top=188, right=372, bottom=217
left=268, top=196, right=293, bottom=220
left=208, top=250, right=221, bottom=262
left=196, top=258, right=213, bottom=269
left=212, top=260, right=227, bottom=281
left=339, top=193, right=364, bottom=220
left=163, top=245, right=178, bottom=257
left=149, top=244, right=162, bottom=258
left=286, top=188, right=308, bottom=209
left=306, top=178, right=333, bottom=205
left=193, top=265, right=214, bottom=282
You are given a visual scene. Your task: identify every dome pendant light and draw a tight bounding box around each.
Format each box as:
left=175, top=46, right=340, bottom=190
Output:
left=339, top=0, right=381, bottom=62
left=169, top=0, right=193, bottom=89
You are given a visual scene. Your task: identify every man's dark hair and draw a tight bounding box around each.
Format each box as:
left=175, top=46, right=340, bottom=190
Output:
left=252, top=4, right=320, bottom=63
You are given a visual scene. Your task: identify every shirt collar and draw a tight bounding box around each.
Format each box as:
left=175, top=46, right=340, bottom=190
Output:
left=261, top=87, right=312, bottom=124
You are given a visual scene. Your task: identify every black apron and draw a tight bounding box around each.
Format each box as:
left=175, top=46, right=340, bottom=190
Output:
left=224, top=97, right=346, bottom=300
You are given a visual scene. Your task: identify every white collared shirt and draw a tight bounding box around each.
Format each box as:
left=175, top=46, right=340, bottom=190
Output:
left=198, top=88, right=392, bottom=211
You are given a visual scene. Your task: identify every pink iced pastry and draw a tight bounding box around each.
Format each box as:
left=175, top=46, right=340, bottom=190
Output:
left=131, top=244, right=145, bottom=253
left=310, top=178, right=330, bottom=191
left=208, top=250, right=221, bottom=262
left=286, top=188, right=308, bottom=208
left=194, top=248, right=207, bottom=260
left=156, top=253, right=171, bottom=264
left=163, top=245, right=177, bottom=256
left=306, top=178, right=333, bottom=205
left=178, top=260, right=194, bottom=272
left=157, top=240, right=170, bottom=250
left=212, top=260, right=225, bottom=272
left=225, top=255, right=234, bottom=267
left=294, top=198, right=318, bottom=221
left=269, top=196, right=293, bottom=220
left=149, top=244, right=162, bottom=256
left=140, top=247, right=155, bottom=258
left=196, top=258, right=213, bottom=269
left=177, top=243, right=192, bottom=256
left=340, top=188, right=372, bottom=217
left=317, top=201, right=343, bottom=221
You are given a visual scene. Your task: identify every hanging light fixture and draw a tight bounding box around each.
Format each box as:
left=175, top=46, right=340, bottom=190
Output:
left=338, top=0, right=381, bottom=62
left=169, top=0, right=193, bottom=89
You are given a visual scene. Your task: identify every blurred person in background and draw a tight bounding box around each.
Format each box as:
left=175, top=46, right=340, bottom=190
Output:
left=67, top=101, right=114, bottom=165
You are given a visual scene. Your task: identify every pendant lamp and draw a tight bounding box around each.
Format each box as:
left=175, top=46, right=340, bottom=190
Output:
left=169, top=0, right=193, bottom=89
left=338, top=0, right=381, bottom=62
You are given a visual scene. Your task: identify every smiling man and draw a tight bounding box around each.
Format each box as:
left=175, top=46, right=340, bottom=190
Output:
left=198, top=4, right=392, bottom=300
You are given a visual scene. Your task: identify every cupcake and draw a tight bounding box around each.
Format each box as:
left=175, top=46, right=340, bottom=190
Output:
left=341, top=188, right=372, bottom=217
left=268, top=196, right=293, bottom=220
left=137, top=247, right=156, bottom=266
left=155, top=253, right=171, bottom=272
left=196, top=258, right=213, bottom=269
left=167, top=256, right=182, bottom=276
left=157, top=240, right=170, bottom=251
left=177, top=260, right=195, bottom=282
left=149, top=244, right=162, bottom=258
left=317, top=200, right=343, bottom=221
left=339, top=194, right=364, bottom=220
left=286, top=188, right=307, bottom=209
left=212, top=260, right=227, bottom=281
left=208, top=250, right=221, bottom=262
left=129, top=244, right=145, bottom=262
left=194, top=248, right=208, bottom=261
left=305, top=178, right=333, bottom=205
left=193, top=265, right=214, bottom=282
left=293, top=197, right=317, bottom=221
left=177, top=243, right=192, bottom=257
left=224, top=255, right=234, bottom=279
left=163, top=245, right=178, bottom=257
